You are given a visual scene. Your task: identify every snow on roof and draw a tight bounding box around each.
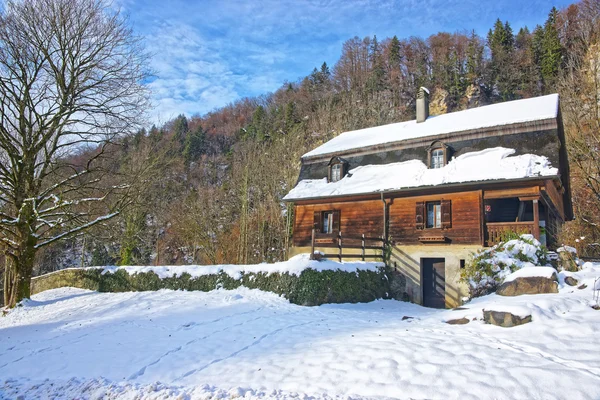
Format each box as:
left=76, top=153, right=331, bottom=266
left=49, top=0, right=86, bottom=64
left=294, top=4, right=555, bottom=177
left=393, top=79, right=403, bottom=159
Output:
left=303, top=94, right=559, bottom=159
left=284, top=147, right=558, bottom=201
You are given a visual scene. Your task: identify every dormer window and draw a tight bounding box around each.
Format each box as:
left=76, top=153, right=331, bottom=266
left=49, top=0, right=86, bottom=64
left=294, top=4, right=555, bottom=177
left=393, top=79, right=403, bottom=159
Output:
left=431, top=149, right=444, bottom=169
left=427, top=141, right=451, bottom=169
left=328, top=156, right=348, bottom=183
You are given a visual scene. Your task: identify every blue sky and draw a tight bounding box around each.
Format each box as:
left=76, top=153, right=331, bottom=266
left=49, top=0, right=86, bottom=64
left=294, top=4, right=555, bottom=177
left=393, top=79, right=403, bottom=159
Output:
left=118, top=0, right=573, bottom=121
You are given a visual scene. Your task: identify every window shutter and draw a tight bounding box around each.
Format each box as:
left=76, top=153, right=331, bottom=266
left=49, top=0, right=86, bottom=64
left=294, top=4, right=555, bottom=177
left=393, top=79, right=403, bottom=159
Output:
left=332, top=210, right=341, bottom=232
left=313, top=211, right=322, bottom=233
left=416, top=202, right=425, bottom=229
left=441, top=200, right=452, bottom=229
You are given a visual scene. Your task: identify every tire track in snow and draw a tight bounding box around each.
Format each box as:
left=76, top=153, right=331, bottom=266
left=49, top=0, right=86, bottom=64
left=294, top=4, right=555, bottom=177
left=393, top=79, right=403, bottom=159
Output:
left=128, top=309, right=306, bottom=380
left=173, top=319, right=320, bottom=382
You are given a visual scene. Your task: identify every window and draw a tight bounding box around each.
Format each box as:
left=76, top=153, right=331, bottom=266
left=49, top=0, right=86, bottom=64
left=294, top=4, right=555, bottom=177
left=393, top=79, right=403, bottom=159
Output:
left=322, top=211, right=334, bottom=233
left=313, top=210, right=340, bottom=234
left=331, top=164, right=342, bottom=182
left=431, top=149, right=444, bottom=169
left=416, top=200, right=452, bottom=230
left=328, top=156, right=348, bottom=183
left=426, top=201, right=442, bottom=228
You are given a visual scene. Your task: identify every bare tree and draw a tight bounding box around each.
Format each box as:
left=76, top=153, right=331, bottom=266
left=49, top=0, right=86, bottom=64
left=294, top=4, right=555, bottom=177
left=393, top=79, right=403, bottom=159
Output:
left=0, top=0, right=150, bottom=307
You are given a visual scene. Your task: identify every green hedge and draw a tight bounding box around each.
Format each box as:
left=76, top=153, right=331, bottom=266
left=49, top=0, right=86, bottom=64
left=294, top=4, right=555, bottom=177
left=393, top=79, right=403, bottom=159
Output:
left=31, top=266, right=400, bottom=306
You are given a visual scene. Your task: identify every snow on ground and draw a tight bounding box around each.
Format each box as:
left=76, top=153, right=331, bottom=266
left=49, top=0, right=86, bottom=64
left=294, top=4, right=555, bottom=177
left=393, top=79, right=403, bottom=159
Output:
left=99, top=253, right=383, bottom=279
left=302, top=94, right=559, bottom=159
left=284, top=147, right=557, bottom=200
left=2, top=264, right=600, bottom=400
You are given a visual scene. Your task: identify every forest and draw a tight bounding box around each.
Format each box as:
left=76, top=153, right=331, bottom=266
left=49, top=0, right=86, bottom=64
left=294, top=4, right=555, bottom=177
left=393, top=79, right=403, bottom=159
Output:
left=9, top=0, right=600, bottom=277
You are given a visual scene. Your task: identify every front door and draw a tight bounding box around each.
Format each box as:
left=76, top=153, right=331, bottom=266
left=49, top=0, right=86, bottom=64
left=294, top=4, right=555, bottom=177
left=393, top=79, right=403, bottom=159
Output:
left=422, top=258, right=446, bottom=308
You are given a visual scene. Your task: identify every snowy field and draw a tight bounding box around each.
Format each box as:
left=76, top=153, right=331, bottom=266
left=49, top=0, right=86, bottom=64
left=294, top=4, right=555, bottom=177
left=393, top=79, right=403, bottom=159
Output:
left=2, top=266, right=600, bottom=399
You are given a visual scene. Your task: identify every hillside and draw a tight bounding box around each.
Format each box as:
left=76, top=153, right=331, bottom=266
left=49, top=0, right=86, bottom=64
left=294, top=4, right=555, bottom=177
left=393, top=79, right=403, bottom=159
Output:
left=15, top=1, right=600, bottom=279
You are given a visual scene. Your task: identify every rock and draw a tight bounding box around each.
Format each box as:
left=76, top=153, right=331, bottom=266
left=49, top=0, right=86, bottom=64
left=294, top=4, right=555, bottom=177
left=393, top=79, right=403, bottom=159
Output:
left=445, top=317, right=470, bottom=325
left=483, top=310, right=532, bottom=327
left=564, top=276, right=578, bottom=286
left=557, top=248, right=578, bottom=272
left=401, top=316, right=414, bottom=321
left=429, top=88, right=449, bottom=115
left=592, top=304, right=600, bottom=311
left=578, top=284, right=588, bottom=290
left=497, top=275, right=558, bottom=296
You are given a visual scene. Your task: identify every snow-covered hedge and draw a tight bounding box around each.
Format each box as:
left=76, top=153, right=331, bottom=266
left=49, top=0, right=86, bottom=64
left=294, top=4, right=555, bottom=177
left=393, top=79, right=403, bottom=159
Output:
left=461, top=234, right=550, bottom=298
left=31, top=255, right=397, bottom=306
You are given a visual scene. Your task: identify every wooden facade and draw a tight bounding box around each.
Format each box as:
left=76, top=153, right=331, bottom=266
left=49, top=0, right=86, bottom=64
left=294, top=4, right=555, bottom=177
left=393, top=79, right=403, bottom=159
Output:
left=293, top=180, right=568, bottom=250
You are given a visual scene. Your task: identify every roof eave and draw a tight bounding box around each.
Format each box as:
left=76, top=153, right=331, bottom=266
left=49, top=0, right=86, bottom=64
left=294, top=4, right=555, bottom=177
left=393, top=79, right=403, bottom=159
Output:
left=282, top=175, right=559, bottom=203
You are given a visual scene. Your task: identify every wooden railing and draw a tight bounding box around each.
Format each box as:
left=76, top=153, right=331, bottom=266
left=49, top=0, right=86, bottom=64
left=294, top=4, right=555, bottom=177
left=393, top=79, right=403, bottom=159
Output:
left=310, top=229, right=386, bottom=262
left=486, top=221, right=535, bottom=246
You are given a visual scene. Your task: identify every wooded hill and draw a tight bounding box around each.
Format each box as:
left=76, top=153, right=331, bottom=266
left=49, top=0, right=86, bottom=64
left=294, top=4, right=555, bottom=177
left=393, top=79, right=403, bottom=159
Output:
left=30, top=1, right=600, bottom=274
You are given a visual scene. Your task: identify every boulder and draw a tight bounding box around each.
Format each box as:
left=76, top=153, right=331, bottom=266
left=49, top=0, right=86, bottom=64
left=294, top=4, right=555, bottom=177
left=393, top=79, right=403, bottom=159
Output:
left=484, top=310, right=532, bottom=327
left=557, top=246, right=578, bottom=272
left=578, top=284, right=588, bottom=290
left=497, top=270, right=558, bottom=296
left=564, top=276, right=578, bottom=286
left=445, top=317, right=470, bottom=325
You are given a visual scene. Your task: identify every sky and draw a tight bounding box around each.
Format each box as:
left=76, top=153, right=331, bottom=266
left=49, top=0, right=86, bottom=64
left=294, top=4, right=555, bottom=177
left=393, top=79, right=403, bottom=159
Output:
left=118, top=0, right=574, bottom=122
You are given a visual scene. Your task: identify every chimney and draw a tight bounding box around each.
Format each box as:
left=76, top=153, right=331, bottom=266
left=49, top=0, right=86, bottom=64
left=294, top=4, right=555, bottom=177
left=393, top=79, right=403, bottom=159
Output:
left=416, top=87, right=430, bottom=123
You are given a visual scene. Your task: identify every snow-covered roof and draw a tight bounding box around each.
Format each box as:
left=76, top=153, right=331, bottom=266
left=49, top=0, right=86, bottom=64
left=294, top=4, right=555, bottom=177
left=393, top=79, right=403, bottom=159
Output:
left=284, top=147, right=558, bottom=201
left=303, top=94, right=559, bottom=159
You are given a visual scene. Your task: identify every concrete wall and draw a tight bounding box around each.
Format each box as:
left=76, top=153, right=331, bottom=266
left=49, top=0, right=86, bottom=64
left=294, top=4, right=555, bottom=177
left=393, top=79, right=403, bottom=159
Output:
left=389, top=244, right=480, bottom=308
left=289, top=244, right=479, bottom=308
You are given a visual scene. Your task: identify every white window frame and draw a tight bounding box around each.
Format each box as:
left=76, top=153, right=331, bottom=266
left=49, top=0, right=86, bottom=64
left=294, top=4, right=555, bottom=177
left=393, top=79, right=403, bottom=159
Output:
left=431, top=149, right=444, bottom=169
left=426, top=201, right=442, bottom=229
left=330, top=163, right=342, bottom=182
left=322, top=211, right=334, bottom=234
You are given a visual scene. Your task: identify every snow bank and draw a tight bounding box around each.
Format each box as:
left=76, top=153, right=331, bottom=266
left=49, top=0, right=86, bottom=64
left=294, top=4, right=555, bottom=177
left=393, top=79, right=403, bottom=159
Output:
left=101, top=254, right=383, bottom=280
left=285, top=147, right=557, bottom=200
left=503, top=266, right=557, bottom=283
left=303, top=94, right=559, bottom=158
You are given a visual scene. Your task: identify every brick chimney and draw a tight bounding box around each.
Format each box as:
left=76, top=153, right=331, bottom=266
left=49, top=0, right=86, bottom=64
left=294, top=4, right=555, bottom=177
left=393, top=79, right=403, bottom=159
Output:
left=416, top=87, right=430, bottom=123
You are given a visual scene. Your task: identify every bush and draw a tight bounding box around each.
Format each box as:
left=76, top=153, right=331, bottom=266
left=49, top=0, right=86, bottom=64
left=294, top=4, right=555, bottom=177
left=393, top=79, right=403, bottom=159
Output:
left=31, top=266, right=396, bottom=306
left=461, top=234, right=550, bottom=298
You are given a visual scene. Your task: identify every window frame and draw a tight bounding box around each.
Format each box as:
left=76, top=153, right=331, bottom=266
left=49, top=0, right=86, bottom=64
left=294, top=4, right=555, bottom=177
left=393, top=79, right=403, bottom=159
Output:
left=328, top=156, right=348, bottom=183
left=322, top=211, right=334, bottom=234
left=426, top=141, right=450, bottom=169
left=426, top=201, right=442, bottom=229
left=431, top=148, right=445, bottom=169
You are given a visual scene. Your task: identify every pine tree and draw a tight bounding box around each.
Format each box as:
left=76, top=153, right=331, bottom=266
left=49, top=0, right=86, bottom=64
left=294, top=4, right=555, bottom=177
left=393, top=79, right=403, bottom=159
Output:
left=172, top=114, right=189, bottom=144
left=368, top=35, right=385, bottom=93
left=466, top=30, right=484, bottom=85
left=540, top=7, right=564, bottom=92
left=183, top=125, right=206, bottom=165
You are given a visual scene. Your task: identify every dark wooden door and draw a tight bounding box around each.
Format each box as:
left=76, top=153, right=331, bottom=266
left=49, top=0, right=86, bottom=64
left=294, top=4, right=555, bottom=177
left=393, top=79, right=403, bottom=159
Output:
left=422, top=258, right=446, bottom=308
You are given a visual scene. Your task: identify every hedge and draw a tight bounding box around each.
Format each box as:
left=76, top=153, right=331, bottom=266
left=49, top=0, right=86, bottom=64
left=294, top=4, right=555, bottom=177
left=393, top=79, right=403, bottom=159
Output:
left=31, top=266, right=404, bottom=306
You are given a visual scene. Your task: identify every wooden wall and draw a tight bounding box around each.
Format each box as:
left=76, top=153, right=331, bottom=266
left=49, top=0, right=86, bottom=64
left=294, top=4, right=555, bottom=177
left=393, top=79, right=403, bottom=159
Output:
left=388, top=190, right=483, bottom=245
left=292, top=190, right=483, bottom=247
left=293, top=199, right=384, bottom=247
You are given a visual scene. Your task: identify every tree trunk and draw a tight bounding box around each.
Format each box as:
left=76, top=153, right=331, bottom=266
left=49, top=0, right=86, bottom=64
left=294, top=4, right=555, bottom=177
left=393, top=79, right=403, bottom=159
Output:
left=5, top=245, right=36, bottom=308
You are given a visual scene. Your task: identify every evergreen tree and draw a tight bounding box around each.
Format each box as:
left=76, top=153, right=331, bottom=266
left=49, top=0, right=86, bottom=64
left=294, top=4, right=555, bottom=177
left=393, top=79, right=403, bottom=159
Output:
left=368, top=35, right=385, bottom=93
left=487, top=19, right=518, bottom=100
left=540, top=7, right=564, bottom=91
left=466, top=30, right=484, bottom=85
left=183, top=125, right=206, bottom=165
left=172, top=114, right=189, bottom=144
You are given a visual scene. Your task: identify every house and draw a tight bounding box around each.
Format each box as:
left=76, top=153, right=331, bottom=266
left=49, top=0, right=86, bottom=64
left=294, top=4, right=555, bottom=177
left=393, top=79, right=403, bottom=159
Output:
left=283, top=88, right=573, bottom=309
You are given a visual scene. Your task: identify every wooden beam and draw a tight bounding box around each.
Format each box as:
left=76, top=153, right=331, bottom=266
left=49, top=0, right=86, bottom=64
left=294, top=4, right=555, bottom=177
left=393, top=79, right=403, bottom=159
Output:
left=533, top=199, right=540, bottom=240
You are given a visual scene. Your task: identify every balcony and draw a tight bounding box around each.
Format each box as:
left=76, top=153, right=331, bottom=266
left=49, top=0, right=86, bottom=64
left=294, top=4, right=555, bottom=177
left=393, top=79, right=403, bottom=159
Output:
left=485, top=221, right=536, bottom=246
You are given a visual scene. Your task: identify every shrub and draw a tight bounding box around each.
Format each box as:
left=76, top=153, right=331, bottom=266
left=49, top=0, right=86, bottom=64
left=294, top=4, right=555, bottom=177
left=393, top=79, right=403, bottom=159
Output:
left=31, top=265, right=396, bottom=306
left=461, top=234, right=550, bottom=298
